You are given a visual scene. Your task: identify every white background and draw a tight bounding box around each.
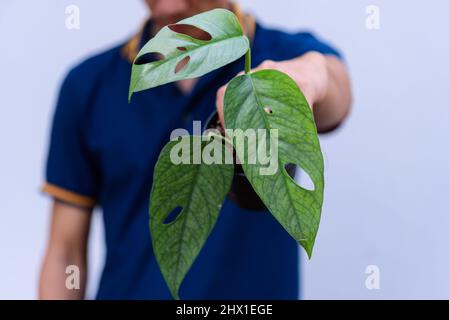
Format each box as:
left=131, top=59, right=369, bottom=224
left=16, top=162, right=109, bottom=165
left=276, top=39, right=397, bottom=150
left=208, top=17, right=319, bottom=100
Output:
left=1, top=0, right=448, bottom=299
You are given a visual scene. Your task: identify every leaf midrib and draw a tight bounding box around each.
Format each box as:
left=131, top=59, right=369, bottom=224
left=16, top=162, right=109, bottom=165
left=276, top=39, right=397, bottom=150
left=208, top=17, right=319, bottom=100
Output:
left=246, top=74, right=305, bottom=240
left=172, top=161, right=203, bottom=289
left=135, top=35, right=248, bottom=90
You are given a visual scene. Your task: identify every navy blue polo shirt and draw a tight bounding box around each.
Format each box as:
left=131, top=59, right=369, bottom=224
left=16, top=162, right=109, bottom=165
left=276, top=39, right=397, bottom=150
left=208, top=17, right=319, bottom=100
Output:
left=44, top=20, right=341, bottom=300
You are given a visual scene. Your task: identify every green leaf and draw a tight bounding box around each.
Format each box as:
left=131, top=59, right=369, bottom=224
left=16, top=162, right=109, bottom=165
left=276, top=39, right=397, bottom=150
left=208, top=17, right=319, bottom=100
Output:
left=223, top=69, right=325, bottom=258
left=129, top=9, right=250, bottom=101
left=149, top=136, right=234, bottom=299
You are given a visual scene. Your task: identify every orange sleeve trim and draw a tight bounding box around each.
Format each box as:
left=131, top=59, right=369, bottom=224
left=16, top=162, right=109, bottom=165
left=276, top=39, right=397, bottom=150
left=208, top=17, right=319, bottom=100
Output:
left=42, top=183, right=96, bottom=208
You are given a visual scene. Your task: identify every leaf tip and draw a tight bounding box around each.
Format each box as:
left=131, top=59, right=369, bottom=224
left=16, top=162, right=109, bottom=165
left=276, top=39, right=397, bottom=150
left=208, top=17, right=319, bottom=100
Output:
left=170, top=286, right=181, bottom=301
left=300, top=239, right=315, bottom=260
left=128, top=63, right=138, bottom=103
left=128, top=76, right=136, bottom=103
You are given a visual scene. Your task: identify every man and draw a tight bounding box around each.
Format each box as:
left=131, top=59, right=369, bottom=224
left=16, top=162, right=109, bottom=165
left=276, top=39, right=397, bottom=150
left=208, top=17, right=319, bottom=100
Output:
left=40, top=0, right=351, bottom=299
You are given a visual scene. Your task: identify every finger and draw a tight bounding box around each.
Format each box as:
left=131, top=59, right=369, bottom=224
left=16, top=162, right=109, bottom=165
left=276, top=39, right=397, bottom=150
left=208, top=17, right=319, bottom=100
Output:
left=301, top=89, right=315, bottom=110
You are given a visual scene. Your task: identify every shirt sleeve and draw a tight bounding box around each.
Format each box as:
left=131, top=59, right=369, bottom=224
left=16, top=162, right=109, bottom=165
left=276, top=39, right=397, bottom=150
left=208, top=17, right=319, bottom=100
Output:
left=292, top=31, right=342, bottom=59
left=42, top=68, right=99, bottom=208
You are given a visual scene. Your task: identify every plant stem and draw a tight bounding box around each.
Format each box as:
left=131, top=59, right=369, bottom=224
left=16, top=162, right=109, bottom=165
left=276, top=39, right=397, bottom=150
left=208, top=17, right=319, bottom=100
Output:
left=245, top=47, right=252, bottom=74
left=205, top=131, right=233, bottom=146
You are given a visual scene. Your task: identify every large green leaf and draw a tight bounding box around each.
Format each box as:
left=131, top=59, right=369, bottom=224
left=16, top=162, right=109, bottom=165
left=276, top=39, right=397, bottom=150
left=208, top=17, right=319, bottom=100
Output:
left=149, top=136, right=234, bottom=299
left=223, top=69, right=325, bottom=258
left=129, top=9, right=249, bottom=101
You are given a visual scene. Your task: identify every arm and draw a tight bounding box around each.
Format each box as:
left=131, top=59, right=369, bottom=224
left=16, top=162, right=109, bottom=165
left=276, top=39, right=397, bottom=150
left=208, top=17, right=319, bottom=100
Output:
left=216, top=51, right=352, bottom=132
left=39, top=201, right=92, bottom=300
left=303, top=52, right=352, bottom=132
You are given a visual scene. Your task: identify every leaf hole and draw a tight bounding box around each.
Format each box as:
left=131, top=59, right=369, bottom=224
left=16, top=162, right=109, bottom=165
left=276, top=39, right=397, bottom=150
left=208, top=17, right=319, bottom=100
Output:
left=135, top=52, right=165, bottom=65
left=175, top=56, right=191, bottom=74
left=177, top=46, right=187, bottom=52
left=285, top=164, right=315, bottom=191
left=164, top=207, right=183, bottom=225
left=264, top=107, right=273, bottom=115
left=168, top=24, right=212, bottom=41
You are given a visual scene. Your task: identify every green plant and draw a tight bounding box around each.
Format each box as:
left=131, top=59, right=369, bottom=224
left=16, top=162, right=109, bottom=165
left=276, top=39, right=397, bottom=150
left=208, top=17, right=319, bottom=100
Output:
left=129, top=9, right=324, bottom=299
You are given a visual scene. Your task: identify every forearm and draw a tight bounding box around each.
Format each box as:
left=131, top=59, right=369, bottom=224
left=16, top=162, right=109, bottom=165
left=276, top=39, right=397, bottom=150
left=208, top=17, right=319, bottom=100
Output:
left=39, top=246, right=87, bottom=299
left=313, top=55, right=352, bottom=132
left=39, top=201, right=91, bottom=300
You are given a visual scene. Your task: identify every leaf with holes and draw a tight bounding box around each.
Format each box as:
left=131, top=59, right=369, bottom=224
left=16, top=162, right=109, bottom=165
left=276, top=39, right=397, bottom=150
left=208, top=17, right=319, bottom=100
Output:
left=149, top=136, right=234, bottom=299
left=223, top=69, right=325, bottom=258
left=129, top=8, right=250, bottom=101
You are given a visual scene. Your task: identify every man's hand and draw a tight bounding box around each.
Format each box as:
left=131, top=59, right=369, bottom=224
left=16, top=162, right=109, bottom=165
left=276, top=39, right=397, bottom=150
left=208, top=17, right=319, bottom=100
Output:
left=216, top=51, right=352, bottom=132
